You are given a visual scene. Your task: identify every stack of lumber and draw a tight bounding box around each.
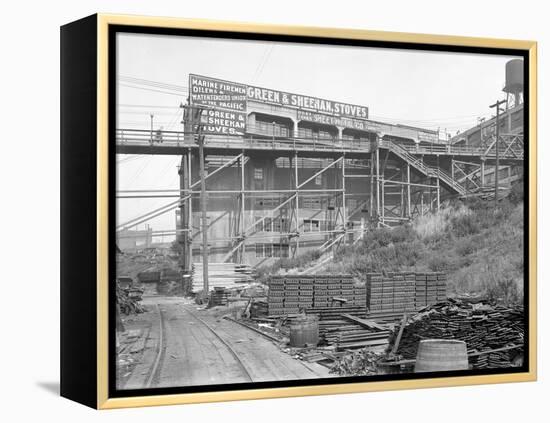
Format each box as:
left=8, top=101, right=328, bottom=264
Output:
left=367, top=272, right=447, bottom=319
left=303, top=307, right=389, bottom=350
left=414, top=272, right=447, bottom=308
left=208, top=287, right=230, bottom=307
left=388, top=299, right=524, bottom=369
left=192, top=262, right=254, bottom=293
left=267, top=275, right=366, bottom=316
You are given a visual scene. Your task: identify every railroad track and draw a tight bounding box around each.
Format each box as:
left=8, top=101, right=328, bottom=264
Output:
left=144, top=304, right=166, bottom=388
left=183, top=306, right=254, bottom=383
left=144, top=302, right=254, bottom=387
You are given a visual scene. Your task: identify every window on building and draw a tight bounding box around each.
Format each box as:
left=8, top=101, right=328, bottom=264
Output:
left=319, top=130, right=332, bottom=139
left=273, top=217, right=289, bottom=233
left=303, top=219, right=320, bottom=232
left=264, top=244, right=272, bottom=257
left=254, top=168, right=263, bottom=180
left=299, top=128, right=313, bottom=139
left=315, top=174, right=323, bottom=185
left=281, top=244, right=289, bottom=258
left=303, top=197, right=321, bottom=209
left=255, top=217, right=264, bottom=232
left=255, top=243, right=264, bottom=258
left=264, top=217, right=272, bottom=232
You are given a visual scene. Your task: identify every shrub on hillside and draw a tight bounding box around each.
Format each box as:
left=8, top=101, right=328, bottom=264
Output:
left=363, top=227, right=393, bottom=248
left=428, top=255, right=449, bottom=272
left=508, top=179, right=524, bottom=205
left=455, top=238, right=477, bottom=256
left=450, top=213, right=480, bottom=237
left=388, top=224, right=416, bottom=244
left=486, top=276, right=522, bottom=305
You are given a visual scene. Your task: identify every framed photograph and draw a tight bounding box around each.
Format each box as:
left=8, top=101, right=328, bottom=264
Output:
left=60, top=14, right=537, bottom=409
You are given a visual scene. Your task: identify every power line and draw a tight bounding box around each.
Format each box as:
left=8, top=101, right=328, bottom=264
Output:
left=118, top=75, right=189, bottom=92
left=119, top=83, right=188, bottom=97
left=118, top=104, right=181, bottom=109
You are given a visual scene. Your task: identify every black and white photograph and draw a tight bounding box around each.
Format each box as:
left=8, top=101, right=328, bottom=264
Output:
left=113, top=30, right=527, bottom=392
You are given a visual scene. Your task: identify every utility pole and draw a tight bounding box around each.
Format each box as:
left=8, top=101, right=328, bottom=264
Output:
left=489, top=99, right=506, bottom=208
left=193, top=106, right=209, bottom=298
left=184, top=104, right=209, bottom=299
left=150, top=114, right=154, bottom=144
left=178, top=102, right=188, bottom=274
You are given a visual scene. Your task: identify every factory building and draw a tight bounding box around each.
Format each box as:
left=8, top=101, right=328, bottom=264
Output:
left=181, top=75, right=441, bottom=266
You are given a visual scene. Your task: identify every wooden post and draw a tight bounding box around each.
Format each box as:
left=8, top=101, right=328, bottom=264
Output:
left=187, top=150, right=193, bottom=269
left=342, top=155, right=347, bottom=243
left=381, top=180, right=385, bottom=225
left=407, top=163, right=411, bottom=218
left=240, top=152, right=245, bottom=263
left=294, top=151, right=300, bottom=255
left=436, top=177, right=440, bottom=211
left=178, top=153, right=188, bottom=272
left=370, top=152, right=374, bottom=218
left=376, top=148, right=380, bottom=222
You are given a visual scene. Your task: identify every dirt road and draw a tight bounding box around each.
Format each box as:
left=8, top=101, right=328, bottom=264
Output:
left=120, top=296, right=331, bottom=390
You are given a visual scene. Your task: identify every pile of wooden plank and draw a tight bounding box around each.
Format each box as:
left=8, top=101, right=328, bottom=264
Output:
left=303, top=306, right=389, bottom=350
left=367, top=272, right=447, bottom=319
left=192, top=262, right=254, bottom=293
left=388, top=299, right=524, bottom=369
left=268, top=275, right=366, bottom=316
left=208, top=287, right=230, bottom=307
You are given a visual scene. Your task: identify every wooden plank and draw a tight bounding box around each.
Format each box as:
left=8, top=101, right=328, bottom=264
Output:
left=340, top=313, right=388, bottom=331
left=391, top=313, right=408, bottom=355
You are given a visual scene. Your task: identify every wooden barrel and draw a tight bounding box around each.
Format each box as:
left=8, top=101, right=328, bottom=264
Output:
left=414, top=339, right=468, bottom=373
left=289, top=315, right=319, bottom=347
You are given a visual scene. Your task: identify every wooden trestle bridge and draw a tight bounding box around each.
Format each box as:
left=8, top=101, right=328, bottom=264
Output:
left=115, top=127, right=524, bottom=265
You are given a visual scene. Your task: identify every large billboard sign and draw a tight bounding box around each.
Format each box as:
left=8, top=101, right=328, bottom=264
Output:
left=189, top=74, right=370, bottom=135
left=189, top=75, right=435, bottom=143
left=189, top=74, right=247, bottom=135
left=247, top=85, right=369, bottom=120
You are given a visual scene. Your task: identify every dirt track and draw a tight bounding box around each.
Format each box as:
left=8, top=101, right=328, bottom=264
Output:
left=119, top=296, right=331, bottom=390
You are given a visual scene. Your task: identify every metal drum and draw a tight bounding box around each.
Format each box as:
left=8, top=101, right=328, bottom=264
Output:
left=289, top=315, right=319, bottom=348
left=414, top=339, right=468, bottom=373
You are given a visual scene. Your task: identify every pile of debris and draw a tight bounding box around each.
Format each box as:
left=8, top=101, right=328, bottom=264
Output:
left=116, top=285, right=146, bottom=315
left=330, top=349, right=384, bottom=376
left=387, top=299, right=524, bottom=369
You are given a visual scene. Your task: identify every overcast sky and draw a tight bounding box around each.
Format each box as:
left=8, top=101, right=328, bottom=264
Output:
left=116, top=32, right=520, bottom=238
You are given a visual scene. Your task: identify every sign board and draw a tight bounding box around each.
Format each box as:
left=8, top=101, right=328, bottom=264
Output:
left=189, top=74, right=247, bottom=135
left=297, top=110, right=381, bottom=133
left=247, top=85, right=368, bottom=119
left=189, top=74, right=434, bottom=142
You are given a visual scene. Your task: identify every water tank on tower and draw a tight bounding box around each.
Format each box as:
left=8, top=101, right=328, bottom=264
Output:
left=503, top=59, right=523, bottom=108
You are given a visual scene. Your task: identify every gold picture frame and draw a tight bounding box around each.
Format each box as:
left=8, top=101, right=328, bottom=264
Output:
left=61, top=13, right=537, bottom=409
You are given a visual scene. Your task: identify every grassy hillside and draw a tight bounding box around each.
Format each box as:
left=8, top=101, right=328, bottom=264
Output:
left=326, top=185, right=524, bottom=304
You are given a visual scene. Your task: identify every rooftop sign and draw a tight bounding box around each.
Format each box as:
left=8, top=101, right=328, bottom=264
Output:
left=246, top=85, right=369, bottom=119
left=189, top=74, right=369, bottom=128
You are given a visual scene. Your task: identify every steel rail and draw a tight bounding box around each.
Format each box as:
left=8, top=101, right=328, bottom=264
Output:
left=144, top=304, right=165, bottom=388
left=183, top=306, right=254, bottom=382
